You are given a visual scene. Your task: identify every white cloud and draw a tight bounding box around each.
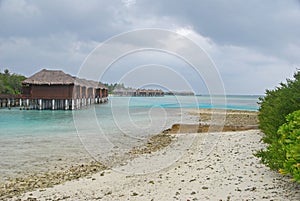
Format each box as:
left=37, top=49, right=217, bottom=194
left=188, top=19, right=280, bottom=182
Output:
left=171, top=27, right=297, bottom=94
left=122, top=0, right=136, bottom=8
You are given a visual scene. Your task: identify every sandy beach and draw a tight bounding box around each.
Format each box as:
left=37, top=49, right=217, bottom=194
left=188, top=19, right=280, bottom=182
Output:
left=13, top=131, right=300, bottom=200
left=5, top=109, right=300, bottom=200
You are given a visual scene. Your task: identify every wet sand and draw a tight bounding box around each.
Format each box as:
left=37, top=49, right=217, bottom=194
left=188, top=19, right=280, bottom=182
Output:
left=189, top=108, right=259, bottom=126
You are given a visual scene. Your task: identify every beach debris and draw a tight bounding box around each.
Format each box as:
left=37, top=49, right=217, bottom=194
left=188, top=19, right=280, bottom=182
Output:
left=128, top=134, right=173, bottom=155
left=0, top=161, right=106, bottom=200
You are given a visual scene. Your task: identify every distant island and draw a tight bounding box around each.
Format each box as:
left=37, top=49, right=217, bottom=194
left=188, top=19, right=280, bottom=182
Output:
left=104, top=83, right=195, bottom=97
left=164, top=91, right=195, bottom=96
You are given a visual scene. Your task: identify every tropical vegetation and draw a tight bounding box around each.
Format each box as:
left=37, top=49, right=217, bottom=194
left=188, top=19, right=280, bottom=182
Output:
left=103, top=83, right=134, bottom=94
left=0, top=69, right=26, bottom=95
left=256, top=71, right=300, bottom=182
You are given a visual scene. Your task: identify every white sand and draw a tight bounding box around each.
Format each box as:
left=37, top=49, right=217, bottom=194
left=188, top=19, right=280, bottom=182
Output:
left=14, top=130, right=300, bottom=200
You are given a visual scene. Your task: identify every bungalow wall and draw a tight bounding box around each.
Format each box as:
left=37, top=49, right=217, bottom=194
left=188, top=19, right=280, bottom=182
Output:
left=101, top=88, right=107, bottom=98
left=26, top=85, right=74, bottom=99
left=96, top=88, right=107, bottom=98
left=21, top=86, right=31, bottom=98
left=20, top=84, right=108, bottom=110
left=87, top=88, right=94, bottom=98
left=81, top=86, right=86, bottom=98
left=73, top=85, right=81, bottom=99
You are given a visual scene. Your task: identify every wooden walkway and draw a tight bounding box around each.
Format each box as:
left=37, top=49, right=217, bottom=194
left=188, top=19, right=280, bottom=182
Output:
left=0, top=94, right=19, bottom=108
left=0, top=94, right=108, bottom=110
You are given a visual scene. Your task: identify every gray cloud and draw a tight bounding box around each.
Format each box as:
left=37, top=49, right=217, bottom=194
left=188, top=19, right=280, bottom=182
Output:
left=0, top=0, right=299, bottom=94
left=133, top=0, right=300, bottom=62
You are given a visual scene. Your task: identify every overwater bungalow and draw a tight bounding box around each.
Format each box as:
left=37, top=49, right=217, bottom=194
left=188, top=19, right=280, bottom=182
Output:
left=134, top=89, right=164, bottom=97
left=113, top=88, right=136, bottom=96
left=20, top=69, right=108, bottom=110
left=112, top=88, right=164, bottom=97
left=165, top=91, right=195, bottom=96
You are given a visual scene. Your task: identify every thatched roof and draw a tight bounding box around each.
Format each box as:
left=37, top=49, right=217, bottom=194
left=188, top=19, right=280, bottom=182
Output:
left=22, top=69, right=107, bottom=89
left=23, top=69, right=75, bottom=85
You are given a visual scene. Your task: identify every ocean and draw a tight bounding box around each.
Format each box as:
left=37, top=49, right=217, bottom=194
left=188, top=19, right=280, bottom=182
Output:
left=0, top=95, right=260, bottom=181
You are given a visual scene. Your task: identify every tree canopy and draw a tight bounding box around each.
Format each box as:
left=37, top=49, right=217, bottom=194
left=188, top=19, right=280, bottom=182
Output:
left=0, top=69, right=26, bottom=95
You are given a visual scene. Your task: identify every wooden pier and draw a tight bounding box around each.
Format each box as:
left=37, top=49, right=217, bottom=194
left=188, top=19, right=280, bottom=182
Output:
left=0, top=94, right=20, bottom=108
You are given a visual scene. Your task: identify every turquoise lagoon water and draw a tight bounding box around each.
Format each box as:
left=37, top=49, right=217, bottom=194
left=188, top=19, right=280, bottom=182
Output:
left=124, top=95, right=259, bottom=110
left=0, top=95, right=260, bottom=181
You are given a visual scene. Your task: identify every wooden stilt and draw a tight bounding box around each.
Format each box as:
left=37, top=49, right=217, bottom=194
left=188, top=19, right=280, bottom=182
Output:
left=52, top=99, right=55, bottom=110
left=65, top=99, right=68, bottom=110
left=7, top=99, right=11, bottom=108
left=71, top=99, right=75, bottom=110
left=39, top=99, right=42, bottom=110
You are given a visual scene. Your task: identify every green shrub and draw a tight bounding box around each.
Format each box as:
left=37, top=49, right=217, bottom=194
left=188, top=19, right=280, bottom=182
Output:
left=278, top=110, right=300, bottom=183
left=256, top=71, right=300, bottom=170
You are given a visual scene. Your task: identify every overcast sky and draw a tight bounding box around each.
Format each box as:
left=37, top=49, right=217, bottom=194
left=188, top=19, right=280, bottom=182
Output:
left=0, top=0, right=300, bottom=95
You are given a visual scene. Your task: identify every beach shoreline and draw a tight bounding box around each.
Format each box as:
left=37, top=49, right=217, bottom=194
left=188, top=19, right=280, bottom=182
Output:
left=3, top=108, right=300, bottom=200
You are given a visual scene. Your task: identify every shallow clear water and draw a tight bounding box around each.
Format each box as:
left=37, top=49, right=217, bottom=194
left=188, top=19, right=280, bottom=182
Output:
left=0, top=95, right=260, bottom=181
